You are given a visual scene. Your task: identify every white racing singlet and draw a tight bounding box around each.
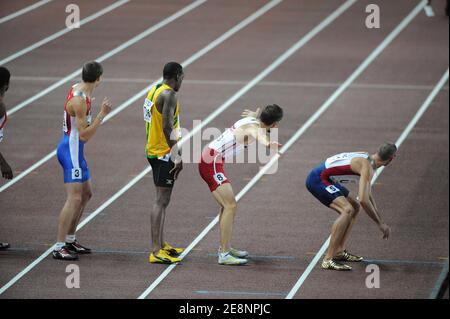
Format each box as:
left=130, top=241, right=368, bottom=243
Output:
left=208, top=117, right=259, bottom=160
left=323, top=152, right=369, bottom=184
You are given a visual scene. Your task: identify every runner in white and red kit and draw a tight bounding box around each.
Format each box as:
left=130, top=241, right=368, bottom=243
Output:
left=199, top=105, right=283, bottom=265
left=306, top=143, right=397, bottom=270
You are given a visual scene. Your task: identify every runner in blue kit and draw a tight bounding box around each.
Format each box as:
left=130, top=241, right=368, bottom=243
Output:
left=306, top=142, right=397, bottom=270
left=53, top=61, right=112, bottom=260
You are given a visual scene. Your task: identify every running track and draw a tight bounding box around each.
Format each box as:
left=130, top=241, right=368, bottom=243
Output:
left=0, top=0, right=448, bottom=299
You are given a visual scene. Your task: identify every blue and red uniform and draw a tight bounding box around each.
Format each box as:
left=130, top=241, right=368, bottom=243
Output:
left=56, top=85, right=92, bottom=183
left=306, top=152, right=369, bottom=207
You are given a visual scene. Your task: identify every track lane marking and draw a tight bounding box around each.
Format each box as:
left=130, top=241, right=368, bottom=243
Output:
left=0, top=0, right=130, bottom=66
left=0, top=0, right=53, bottom=25
left=6, top=0, right=207, bottom=116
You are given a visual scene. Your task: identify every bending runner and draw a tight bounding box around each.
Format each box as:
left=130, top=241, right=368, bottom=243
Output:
left=305, top=143, right=396, bottom=270
left=199, top=105, right=283, bottom=265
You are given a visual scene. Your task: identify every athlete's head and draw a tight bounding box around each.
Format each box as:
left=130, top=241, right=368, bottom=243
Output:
left=82, top=61, right=103, bottom=86
left=260, top=104, right=283, bottom=128
left=376, top=142, right=397, bottom=166
left=163, top=62, right=184, bottom=92
left=0, top=66, right=11, bottom=95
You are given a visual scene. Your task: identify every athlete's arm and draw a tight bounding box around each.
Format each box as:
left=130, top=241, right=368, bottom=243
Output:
left=0, top=97, right=13, bottom=179
left=0, top=151, right=12, bottom=180
left=161, top=91, right=183, bottom=179
left=354, top=158, right=390, bottom=239
left=246, top=125, right=281, bottom=150
left=73, top=97, right=112, bottom=142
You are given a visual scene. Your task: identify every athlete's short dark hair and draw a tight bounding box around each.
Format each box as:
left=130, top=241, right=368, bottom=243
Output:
left=82, top=61, right=103, bottom=83
left=377, top=142, right=397, bottom=161
left=0, top=66, right=10, bottom=89
left=260, top=104, right=283, bottom=126
left=163, top=62, right=183, bottom=80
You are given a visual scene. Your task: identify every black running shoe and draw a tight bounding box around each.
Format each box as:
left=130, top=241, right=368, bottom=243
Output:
left=52, top=246, right=78, bottom=260
left=66, top=241, right=91, bottom=254
left=0, top=242, right=10, bottom=250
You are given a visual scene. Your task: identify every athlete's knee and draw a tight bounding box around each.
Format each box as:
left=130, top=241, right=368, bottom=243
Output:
left=156, top=190, right=171, bottom=208
left=83, top=188, right=93, bottom=202
left=223, top=199, right=237, bottom=211
left=341, top=205, right=355, bottom=218
left=68, top=193, right=83, bottom=206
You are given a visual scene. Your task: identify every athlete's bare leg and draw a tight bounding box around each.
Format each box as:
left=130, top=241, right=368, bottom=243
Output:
left=324, top=196, right=356, bottom=260
left=336, top=196, right=360, bottom=253
left=57, top=183, right=84, bottom=243
left=151, top=186, right=172, bottom=254
left=212, top=183, right=237, bottom=252
left=68, top=180, right=92, bottom=235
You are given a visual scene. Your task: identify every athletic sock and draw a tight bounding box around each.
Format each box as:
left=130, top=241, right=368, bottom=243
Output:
left=54, top=242, right=65, bottom=251
left=65, top=235, right=76, bottom=243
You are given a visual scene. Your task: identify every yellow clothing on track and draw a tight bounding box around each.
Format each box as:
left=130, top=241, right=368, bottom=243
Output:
left=144, top=83, right=180, bottom=158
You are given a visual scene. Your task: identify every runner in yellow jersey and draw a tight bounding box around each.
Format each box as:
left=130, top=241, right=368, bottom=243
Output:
left=143, top=62, right=184, bottom=264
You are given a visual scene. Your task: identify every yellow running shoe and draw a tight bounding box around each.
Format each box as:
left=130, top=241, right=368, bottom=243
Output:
left=334, top=250, right=363, bottom=262
left=321, top=258, right=352, bottom=271
left=163, top=242, right=184, bottom=257
left=149, top=249, right=181, bottom=264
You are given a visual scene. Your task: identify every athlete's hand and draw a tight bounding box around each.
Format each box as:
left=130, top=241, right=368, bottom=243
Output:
left=100, top=97, right=112, bottom=116
left=1, top=161, right=13, bottom=180
left=170, top=159, right=183, bottom=180
left=380, top=223, right=390, bottom=240
left=268, top=141, right=282, bottom=150
left=241, top=107, right=260, bottom=118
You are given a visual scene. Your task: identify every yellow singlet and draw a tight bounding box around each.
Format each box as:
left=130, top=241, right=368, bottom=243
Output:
left=145, top=83, right=180, bottom=158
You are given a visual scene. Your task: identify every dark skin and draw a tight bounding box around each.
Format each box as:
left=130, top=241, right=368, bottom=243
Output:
left=150, top=72, right=184, bottom=253
left=155, top=73, right=184, bottom=179
left=0, top=85, right=13, bottom=180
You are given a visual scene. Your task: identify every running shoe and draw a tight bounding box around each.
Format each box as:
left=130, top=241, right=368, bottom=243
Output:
left=0, top=242, right=10, bottom=250
left=218, top=252, right=248, bottom=265
left=149, top=249, right=181, bottom=264
left=52, top=246, right=79, bottom=261
left=321, top=258, right=352, bottom=271
left=229, top=247, right=249, bottom=258
left=163, top=242, right=184, bottom=257
left=66, top=241, right=92, bottom=254
left=334, top=250, right=363, bottom=262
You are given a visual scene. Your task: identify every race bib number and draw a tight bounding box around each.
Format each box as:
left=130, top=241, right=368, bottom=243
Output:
left=326, top=185, right=340, bottom=194
left=143, top=98, right=153, bottom=123
left=213, top=173, right=227, bottom=184
left=71, top=168, right=82, bottom=180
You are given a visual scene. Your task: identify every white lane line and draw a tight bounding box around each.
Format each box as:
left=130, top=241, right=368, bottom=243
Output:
left=0, top=0, right=129, bottom=66
left=285, top=68, right=449, bottom=300
left=137, top=0, right=358, bottom=300
left=0, top=0, right=53, bottom=25
left=10, top=76, right=450, bottom=91
left=0, top=0, right=284, bottom=295
left=0, top=0, right=210, bottom=194
left=6, top=0, right=207, bottom=117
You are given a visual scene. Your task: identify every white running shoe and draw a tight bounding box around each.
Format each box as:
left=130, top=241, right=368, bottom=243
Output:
left=218, top=252, right=248, bottom=265
left=229, top=247, right=249, bottom=258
